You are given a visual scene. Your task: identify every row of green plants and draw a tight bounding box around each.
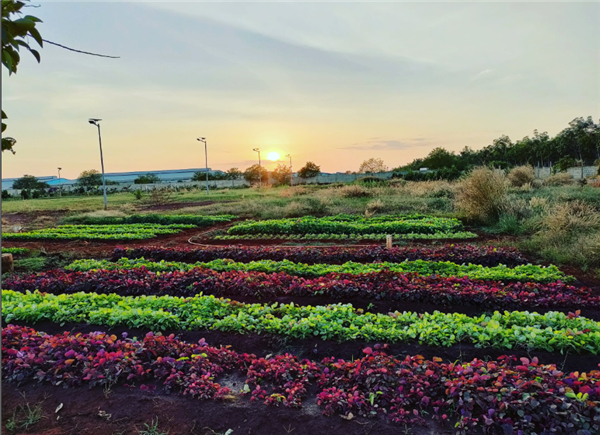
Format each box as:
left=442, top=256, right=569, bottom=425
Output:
left=4, top=325, right=598, bottom=432
left=214, top=231, right=478, bottom=241
left=65, top=257, right=572, bottom=284
left=4, top=290, right=600, bottom=354
left=1, top=247, right=29, bottom=255
left=2, top=224, right=196, bottom=241
left=227, top=215, right=464, bottom=236
left=62, top=214, right=236, bottom=226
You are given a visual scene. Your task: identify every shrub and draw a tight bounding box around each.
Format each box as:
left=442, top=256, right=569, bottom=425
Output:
left=508, top=165, right=535, bottom=188
left=133, top=189, right=143, bottom=200
left=356, top=176, right=386, bottom=185
left=148, top=188, right=173, bottom=206
left=454, top=167, right=507, bottom=223
left=543, top=172, right=574, bottom=186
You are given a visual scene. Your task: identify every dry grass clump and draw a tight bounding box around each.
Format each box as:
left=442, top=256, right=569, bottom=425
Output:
left=283, top=201, right=309, bottom=217
left=454, top=167, right=507, bottom=223
left=338, top=185, right=373, bottom=198
left=543, top=172, right=574, bottom=186
left=365, top=199, right=385, bottom=215
left=279, top=186, right=309, bottom=197
left=75, top=210, right=127, bottom=219
left=522, top=200, right=600, bottom=270
left=539, top=200, right=600, bottom=239
left=508, top=165, right=535, bottom=188
left=391, top=181, right=456, bottom=198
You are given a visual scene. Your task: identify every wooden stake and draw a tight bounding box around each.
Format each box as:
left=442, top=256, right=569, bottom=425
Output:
left=386, top=235, right=393, bottom=249
left=2, top=253, right=14, bottom=273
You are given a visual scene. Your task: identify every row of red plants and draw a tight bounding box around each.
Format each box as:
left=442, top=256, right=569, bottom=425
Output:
left=112, top=244, right=528, bottom=267
left=5, top=267, right=598, bottom=311
left=4, top=325, right=599, bottom=434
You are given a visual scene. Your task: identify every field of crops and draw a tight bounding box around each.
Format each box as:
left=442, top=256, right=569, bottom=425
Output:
left=1, top=214, right=235, bottom=241
left=2, top=214, right=600, bottom=434
left=218, top=214, right=477, bottom=241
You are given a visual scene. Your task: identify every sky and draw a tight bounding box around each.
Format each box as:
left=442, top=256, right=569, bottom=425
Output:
left=2, top=1, right=599, bottom=179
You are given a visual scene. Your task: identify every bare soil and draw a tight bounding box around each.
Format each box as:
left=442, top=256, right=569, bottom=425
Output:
left=2, top=381, right=446, bottom=435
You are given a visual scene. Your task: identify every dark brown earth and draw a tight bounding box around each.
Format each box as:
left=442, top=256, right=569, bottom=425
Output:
left=1, top=381, right=447, bottom=435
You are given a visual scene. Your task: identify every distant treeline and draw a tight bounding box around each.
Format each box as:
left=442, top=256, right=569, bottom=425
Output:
left=394, top=116, right=599, bottom=174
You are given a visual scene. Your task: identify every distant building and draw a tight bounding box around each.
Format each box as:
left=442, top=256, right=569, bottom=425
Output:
left=2, top=167, right=210, bottom=190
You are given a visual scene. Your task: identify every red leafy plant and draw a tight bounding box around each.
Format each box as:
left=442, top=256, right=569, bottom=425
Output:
left=5, top=268, right=598, bottom=312
left=317, top=347, right=600, bottom=434
left=4, top=326, right=600, bottom=434
left=243, top=354, right=319, bottom=408
left=2, top=325, right=251, bottom=400
left=112, top=244, right=528, bottom=267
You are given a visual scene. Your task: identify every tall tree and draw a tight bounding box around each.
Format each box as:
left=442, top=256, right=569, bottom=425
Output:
left=76, top=169, right=103, bottom=188
left=2, top=0, right=43, bottom=154
left=243, top=164, right=269, bottom=184
left=358, top=158, right=388, bottom=173
left=271, top=163, right=291, bottom=185
left=297, top=162, right=321, bottom=179
left=12, top=174, right=48, bottom=190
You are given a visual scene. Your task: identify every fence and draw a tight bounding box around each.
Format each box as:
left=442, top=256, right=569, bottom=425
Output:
left=4, top=172, right=401, bottom=196
left=534, top=166, right=598, bottom=180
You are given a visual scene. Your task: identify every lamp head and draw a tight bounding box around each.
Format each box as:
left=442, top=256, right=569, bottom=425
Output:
left=253, top=148, right=260, bottom=152
left=197, top=137, right=206, bottom=141
left=88, top=118, right=101, bottom=126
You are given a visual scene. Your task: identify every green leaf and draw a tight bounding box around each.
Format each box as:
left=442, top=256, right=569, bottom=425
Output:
left=12, top=18, right=36, bottom=31
left=30, top=49, right=41, bottom=63
left=28, top=27, right=43, bottom=47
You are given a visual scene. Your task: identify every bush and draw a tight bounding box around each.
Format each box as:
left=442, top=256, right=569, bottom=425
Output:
left=454, top=167, right=507, bottom=223
left=133, top=189, right=143, bottom=200
left=544, top=172, right=574, bottom=186
left=355, top=176, right=386, bottom=185
left=507, top=165, right=535, bottom=188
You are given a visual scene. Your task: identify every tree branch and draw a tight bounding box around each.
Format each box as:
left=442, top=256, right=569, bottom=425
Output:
left=42, top=39, right=120, bottom=58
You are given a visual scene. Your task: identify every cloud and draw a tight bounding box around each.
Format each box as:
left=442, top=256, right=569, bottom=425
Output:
left=341, top=138, right=432, bottom=151
left=471, top=69, right=493, bottom=81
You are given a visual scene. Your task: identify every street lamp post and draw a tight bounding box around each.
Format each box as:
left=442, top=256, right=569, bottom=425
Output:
left=285, top=154, right=292, bottom=187
left=88, top=118, right=108, bottom=210
left=57, top=167, right=62, bottom=196
left=253, top=148, right=261, bottom=188
left=197, top=137, right=209, bottom=195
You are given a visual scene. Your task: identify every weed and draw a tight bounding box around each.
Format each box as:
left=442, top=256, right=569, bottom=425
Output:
left=6, top=396, right=45, bottom=432
left=138, top=418, right=169, bottom=435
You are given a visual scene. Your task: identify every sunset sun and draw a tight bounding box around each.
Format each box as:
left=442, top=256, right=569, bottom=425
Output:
left=267, top=152, right=280, bottom=161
